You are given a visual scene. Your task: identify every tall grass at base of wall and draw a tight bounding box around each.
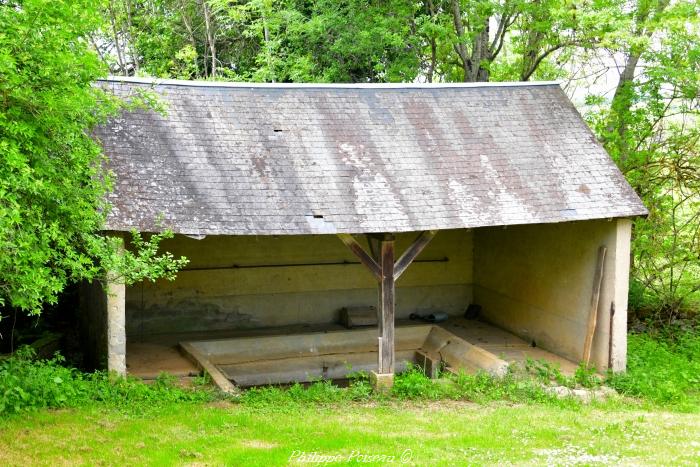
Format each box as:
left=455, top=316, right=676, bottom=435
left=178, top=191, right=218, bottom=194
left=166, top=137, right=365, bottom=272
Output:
left=607, top=327, right=700, bottom=408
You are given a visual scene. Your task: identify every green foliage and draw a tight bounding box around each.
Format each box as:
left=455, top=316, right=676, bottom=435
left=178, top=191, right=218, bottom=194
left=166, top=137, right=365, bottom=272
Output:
left=239, top=377, right=372, bottom=407
left=608, top=328, right=700, bottom=407
left=106, top=230, right=189, bottom=285
left=238, top=329, right=700, bottom=409
left=0, top=0, right=188, bottom=317
left=524, top=359, right=602, bottom=389
left=452, top=369, right=557, bottom=403
left=583, top=0, right=700, bottom=318
left=86, top=370, right=214, bottom=408
left=573, top=363, right=603, bottom=389
left=0, top=347, right=215, bottom=415
left=390, top=364, right=568, bottom=404
left=234, top=365, right=564, bottom=406
left=391, top=364, right=449, bottom=399
left=0, top=347, right=87, bottom=414
left=100, top=0, right=617, bottom=84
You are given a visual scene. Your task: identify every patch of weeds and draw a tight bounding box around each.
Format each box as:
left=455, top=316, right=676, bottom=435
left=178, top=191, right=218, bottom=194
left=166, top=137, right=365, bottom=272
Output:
left=346, top=371, right=373, bottom=401
left=573, top=363, right=602, bottom=389
left=524, top=359, right=602, bottom=389
left=191, top=373, right=212, bottom=387
left=88, top=371, right=216, bottom=409
left=240, top=377, right=373, bottom=407
left=607, top=327, right=700, bottom=408
left=6, top=327, right=698, bottom=415
left=0, top=347, right=89, bottom=414
left=392, top=364, right=454, bottom=400
left=0, top=346, right=217, bottom=416
left=236, top=363, right=580, bottom=407
left=237, top=385, right=291, bottom=407
left=525, top=358, right=568, bottom=385
left=288, top=380, right=347, bottom=403
left=451, top=368, right=561, bottom=405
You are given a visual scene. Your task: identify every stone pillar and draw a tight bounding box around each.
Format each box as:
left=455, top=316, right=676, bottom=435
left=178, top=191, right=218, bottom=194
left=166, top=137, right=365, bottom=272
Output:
left=609, top=218, right=632, bottom=372
left=105, top=277, right=126, bottom=375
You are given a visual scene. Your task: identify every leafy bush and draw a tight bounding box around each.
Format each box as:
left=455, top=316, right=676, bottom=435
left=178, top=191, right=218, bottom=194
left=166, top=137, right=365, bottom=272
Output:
left=0, top=0, right=188, bottom=317
left=607, top=328, right=700, bottom=407
left=0, top=347, right=215, bottom=415
left=392, top=364, right=454, bottom=400
left=0, top=347, right=89, bottom=414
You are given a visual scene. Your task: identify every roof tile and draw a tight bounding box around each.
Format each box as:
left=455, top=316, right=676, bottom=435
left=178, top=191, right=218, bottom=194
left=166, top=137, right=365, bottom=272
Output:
left=94, top=79, right=647, bottom=235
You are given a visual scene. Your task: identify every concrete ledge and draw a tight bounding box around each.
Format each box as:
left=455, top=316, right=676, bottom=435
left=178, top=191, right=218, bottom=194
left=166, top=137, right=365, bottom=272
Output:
left=370, top=371, right=394, bottom=392
left=415, top=350, right=441, bottom=379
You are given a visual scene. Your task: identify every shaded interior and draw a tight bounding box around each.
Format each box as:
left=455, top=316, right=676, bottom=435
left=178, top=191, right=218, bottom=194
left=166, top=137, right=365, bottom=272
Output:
left=115, top=219, right=629, bottom=382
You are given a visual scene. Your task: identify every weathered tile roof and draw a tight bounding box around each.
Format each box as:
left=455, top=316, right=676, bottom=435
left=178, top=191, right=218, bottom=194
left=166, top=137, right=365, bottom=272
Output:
left=95, top=77, right=647, bottom=236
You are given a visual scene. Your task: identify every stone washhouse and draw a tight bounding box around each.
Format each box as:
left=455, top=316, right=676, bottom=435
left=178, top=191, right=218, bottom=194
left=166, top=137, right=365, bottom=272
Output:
left=81, top=77, right=647, bottom=390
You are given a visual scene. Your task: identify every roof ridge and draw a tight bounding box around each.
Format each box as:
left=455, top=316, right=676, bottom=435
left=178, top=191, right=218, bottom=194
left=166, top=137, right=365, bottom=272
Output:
left=99, top=76, right=561, bottom=89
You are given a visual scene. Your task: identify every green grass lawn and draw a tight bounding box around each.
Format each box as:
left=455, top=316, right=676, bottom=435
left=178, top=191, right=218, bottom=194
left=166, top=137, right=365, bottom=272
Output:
left=1, top=401, right=699, bottom=466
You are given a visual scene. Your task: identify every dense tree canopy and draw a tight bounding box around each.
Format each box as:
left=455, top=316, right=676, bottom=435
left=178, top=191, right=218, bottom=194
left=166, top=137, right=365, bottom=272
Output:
left=0, top=0, right=187, bottom=316
left=1, top=0, right=698, bottom=319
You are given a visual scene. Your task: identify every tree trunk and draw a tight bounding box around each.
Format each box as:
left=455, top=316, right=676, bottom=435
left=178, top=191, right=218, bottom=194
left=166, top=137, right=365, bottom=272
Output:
left=426, top=0, right=437, bottom=82
left=606, top=0, right=671, bottom=164
left=450, top=0, right=471, bottom=81
left=262, top=10, right=275, bottom=83
left=107, top=0, right=126, bottom=75
left=200, top=0, right=216, bottom=78
left=123, top=0, right=139, bottom=73
left=519, top=0, right=544, bottom=81
left=468, top=25, right=490, bottom=82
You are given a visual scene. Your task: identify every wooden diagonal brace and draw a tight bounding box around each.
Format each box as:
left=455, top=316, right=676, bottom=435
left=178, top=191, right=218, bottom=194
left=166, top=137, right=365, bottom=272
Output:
left=337, top=234, right=381, bottom=280
left=394, top=230, right=438, bottom=279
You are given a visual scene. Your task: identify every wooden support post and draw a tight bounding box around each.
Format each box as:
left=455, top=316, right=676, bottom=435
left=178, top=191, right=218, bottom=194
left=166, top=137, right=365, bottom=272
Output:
left=378, top=235, right=395, bottom=374
left=337, top=231, right=437, bottom=386
left=583, top=246, right=607, bottom=365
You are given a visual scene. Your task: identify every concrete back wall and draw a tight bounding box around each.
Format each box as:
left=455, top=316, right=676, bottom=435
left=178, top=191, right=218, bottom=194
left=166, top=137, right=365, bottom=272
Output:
left=126, top=229, right=473, bottom=338
left=473, top=219, right=631, bottom=370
